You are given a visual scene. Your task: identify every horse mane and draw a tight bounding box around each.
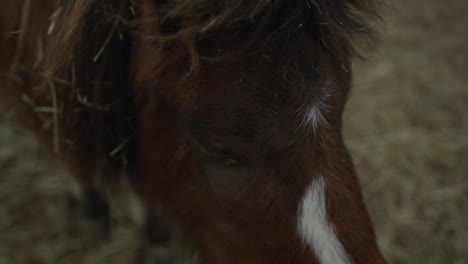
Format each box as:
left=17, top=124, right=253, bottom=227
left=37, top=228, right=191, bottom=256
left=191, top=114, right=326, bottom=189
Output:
left=39, top=0, right=135, bottom=170
left=43, top=0, right=379, bottom=82
left=45, top=0, right=130, bottom=81
left=151, top=0, right=379, bottom=57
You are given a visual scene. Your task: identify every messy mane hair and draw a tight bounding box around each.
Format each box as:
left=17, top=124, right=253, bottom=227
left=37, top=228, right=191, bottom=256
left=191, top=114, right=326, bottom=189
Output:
left=150, top=0, right=378, bottom=57
left=46, top=0, right=379, bottom=83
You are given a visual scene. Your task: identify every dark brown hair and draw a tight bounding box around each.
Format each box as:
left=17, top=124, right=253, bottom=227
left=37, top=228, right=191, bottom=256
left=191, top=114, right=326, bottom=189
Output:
left=150, top=0, right=378, bottom=55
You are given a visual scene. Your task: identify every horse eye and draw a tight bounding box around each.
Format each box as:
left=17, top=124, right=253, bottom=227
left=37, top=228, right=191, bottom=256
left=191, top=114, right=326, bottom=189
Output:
left=207, top=151, right=246, bottom=167
left=220, top=156, right=241, bottom=166
left=194, top=139, right=248, bottom=168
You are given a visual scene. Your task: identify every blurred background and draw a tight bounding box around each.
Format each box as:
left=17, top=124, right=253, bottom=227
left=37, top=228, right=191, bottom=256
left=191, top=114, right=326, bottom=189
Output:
left=1, top=0, right=467, bottom=263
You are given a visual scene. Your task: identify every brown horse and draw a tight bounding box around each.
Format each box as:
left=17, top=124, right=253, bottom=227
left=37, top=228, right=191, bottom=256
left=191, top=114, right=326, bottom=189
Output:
left=0, top=0, right=386, bottom=263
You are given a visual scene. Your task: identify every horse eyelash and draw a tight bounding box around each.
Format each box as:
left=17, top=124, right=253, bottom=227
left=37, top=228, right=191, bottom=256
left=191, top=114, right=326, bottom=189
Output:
left=201, top=148, right=247, bottom=167
left=210, top=153, right=244, bottom=167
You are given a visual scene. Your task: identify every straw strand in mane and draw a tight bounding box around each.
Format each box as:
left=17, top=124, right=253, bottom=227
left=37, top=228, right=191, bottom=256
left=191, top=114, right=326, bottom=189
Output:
left=1, top=0, right=137, bottom=184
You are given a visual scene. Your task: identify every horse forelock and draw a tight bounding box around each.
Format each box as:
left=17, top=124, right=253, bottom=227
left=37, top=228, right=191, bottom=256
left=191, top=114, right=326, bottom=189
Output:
left=149, top=0, right=379, bottom=56
left=41, top=0, right=380, bottom=82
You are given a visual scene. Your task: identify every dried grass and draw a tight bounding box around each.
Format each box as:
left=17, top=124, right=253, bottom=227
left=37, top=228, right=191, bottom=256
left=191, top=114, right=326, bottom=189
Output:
left=344, top=0, right=468, bottom=262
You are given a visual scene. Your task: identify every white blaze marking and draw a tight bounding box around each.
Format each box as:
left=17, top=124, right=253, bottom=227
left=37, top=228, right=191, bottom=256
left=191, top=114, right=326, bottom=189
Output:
left=298, top=176, right=351, bottom=264
left=304, top=104, right=324, bottom=129
left=301, top=102, right=330, bottom=135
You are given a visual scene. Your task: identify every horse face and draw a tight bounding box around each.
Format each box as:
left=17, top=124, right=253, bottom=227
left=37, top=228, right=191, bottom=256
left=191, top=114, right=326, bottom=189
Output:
left=132, top=35, right=356, bottom=263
